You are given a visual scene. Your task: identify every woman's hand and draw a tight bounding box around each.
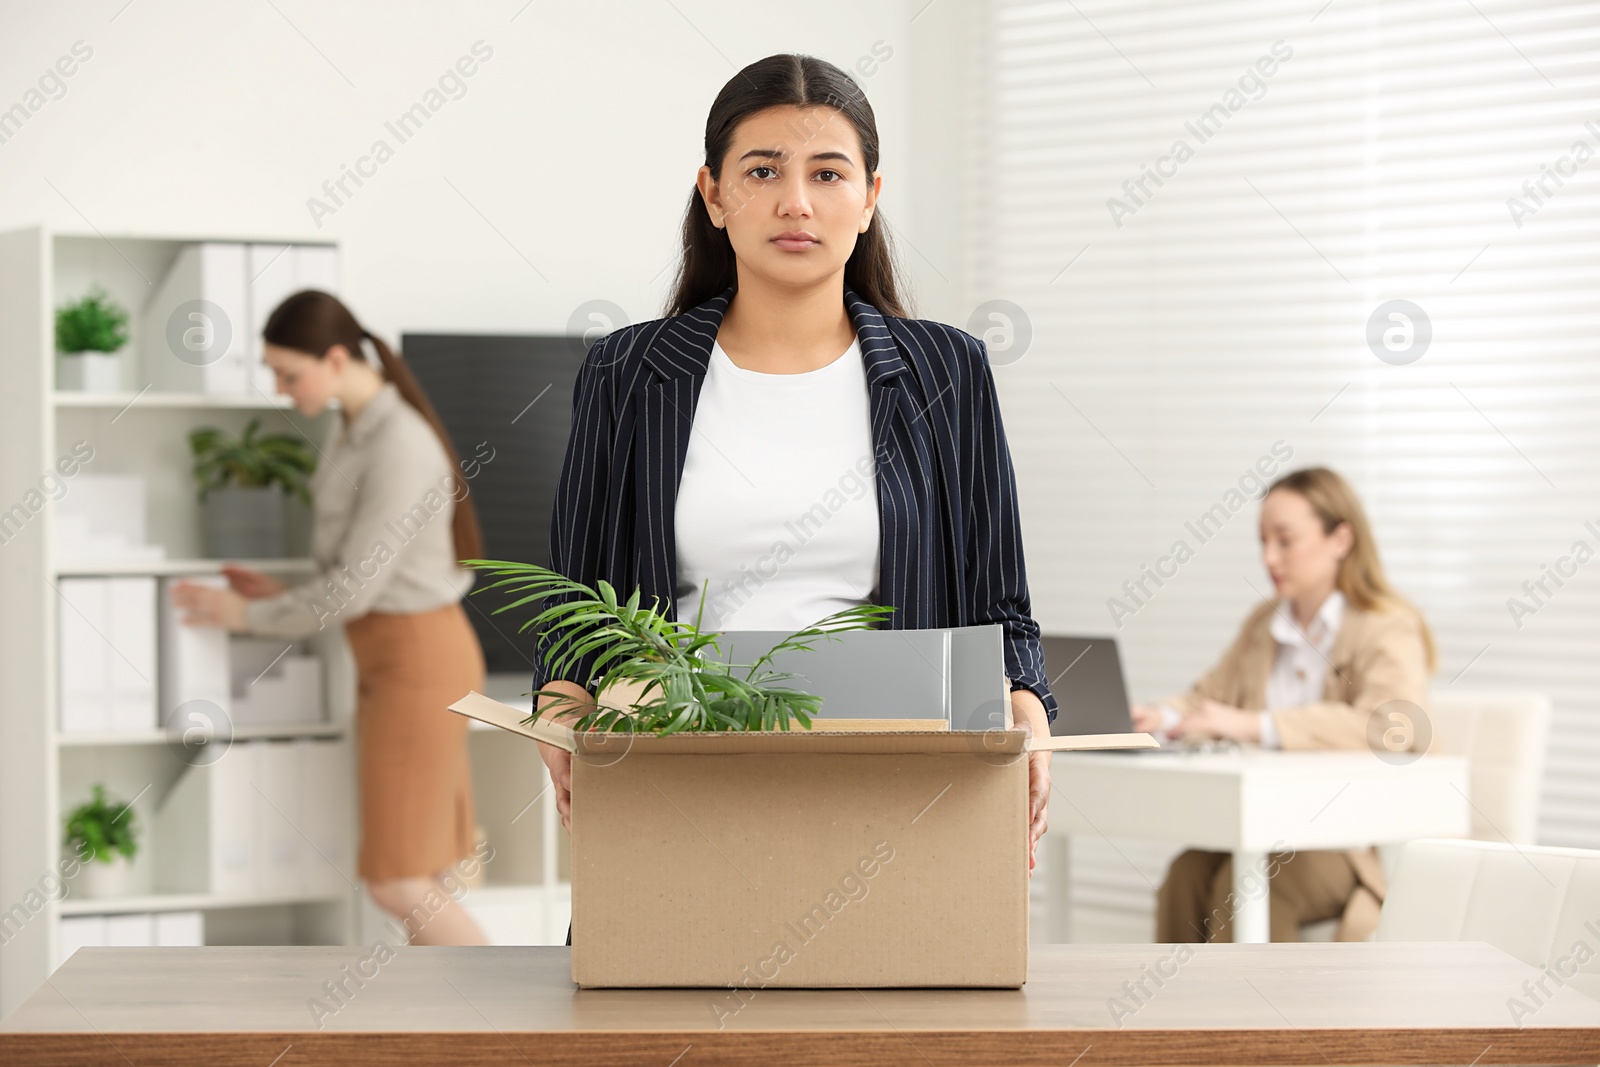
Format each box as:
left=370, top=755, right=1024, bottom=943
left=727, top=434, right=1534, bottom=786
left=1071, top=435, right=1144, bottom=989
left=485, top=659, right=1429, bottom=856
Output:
left=535, top=681, right=595, bottom=832
left=221, top=564, right=286, bottom=599
left=539, top=742, right=574, bottom=831
left=170, top=580, right=248, bottom=631
left=1027, top=750, right=1051, bottom=874
left=1168, top=698, right=1260, bottom=743
left=1009, top=687, right=1052, bottom=877
left=1130, top=703, right=1166, bottom=734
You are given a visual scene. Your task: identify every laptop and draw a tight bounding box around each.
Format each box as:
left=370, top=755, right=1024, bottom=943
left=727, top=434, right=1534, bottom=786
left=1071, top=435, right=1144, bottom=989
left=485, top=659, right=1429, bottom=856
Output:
left=1040, top=635, right=1211, bottom=751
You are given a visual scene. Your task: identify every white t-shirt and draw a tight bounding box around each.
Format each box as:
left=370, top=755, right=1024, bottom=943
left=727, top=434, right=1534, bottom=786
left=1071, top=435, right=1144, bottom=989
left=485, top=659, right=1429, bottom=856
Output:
left=674, top=336, right=881, bottom=632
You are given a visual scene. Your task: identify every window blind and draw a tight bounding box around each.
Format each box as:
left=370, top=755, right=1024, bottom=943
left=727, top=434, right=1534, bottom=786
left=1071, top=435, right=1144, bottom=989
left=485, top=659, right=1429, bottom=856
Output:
left=973, top=0, right=1600, bottom=934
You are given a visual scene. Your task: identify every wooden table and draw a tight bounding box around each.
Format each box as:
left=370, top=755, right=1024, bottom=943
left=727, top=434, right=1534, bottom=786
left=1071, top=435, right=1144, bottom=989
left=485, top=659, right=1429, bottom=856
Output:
left=1049, top=749, right=1471, bottom=942
left=4, top=943, right=1598, bottom=1065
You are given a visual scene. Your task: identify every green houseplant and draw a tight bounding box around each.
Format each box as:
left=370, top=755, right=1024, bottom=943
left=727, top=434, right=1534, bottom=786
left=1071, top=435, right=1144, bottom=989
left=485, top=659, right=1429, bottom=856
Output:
left=190, top=418, right=315, bottom=559
left=467, top=560, right=895, bottom=732
left=64, top=784, right=140, bottom=899
left=55, top=286, right=131, bottom=393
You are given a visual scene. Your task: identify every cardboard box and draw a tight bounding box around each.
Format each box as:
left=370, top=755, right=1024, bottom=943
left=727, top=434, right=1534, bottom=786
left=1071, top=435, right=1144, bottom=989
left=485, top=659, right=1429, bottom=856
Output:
left=451, top=691, right=1151, bottom=990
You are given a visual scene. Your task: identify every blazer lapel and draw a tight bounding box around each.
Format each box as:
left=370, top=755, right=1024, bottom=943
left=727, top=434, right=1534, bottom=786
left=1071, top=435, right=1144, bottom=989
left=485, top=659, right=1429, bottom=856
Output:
left=1321, top=610, right=1360, bottom=704
left=847, top=291, right=925, bottom=622
left=1235, top=609, right=1279, bottom=711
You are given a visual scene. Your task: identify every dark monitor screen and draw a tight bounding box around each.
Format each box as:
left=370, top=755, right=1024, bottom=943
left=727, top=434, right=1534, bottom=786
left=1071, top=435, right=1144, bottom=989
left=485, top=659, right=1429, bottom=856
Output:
left=403, top=333, right=585, bottom=676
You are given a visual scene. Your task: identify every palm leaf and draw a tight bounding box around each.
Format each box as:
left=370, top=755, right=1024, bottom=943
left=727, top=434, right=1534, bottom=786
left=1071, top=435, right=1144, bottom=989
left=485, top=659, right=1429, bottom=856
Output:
left=465, top=559, right=893, bottom=734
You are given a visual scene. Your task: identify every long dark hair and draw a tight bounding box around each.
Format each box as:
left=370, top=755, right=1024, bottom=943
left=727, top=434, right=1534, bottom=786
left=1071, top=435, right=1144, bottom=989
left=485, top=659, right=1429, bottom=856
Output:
left=262, top=289, right=484, bottom=562
left=666, top=53, right=909, bottom=318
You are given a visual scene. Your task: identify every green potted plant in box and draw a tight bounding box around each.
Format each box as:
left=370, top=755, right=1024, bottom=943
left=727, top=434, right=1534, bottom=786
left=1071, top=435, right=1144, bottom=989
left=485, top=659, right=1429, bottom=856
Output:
left=467, top=560, right=894, bottom=731
left=64, top=784, right=141, bottom=899
left=56, top=286, right=131, bottom=394
left=190, top=418, right=315, bottom=559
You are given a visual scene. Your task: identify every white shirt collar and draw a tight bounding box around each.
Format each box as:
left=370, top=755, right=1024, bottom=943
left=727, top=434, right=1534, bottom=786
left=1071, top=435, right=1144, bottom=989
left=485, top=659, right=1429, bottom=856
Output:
left=1269, top=589, right=1345, bottom=651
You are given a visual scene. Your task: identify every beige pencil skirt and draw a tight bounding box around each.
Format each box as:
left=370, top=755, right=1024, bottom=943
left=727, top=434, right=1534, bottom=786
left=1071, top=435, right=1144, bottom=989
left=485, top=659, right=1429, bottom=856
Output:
left=345, top=603, right=483, bottom=882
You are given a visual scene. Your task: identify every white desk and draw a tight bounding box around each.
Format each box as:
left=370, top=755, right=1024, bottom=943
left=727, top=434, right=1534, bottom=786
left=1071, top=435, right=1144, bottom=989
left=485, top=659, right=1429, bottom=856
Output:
left=1048, top=748, right=1471, bottom=943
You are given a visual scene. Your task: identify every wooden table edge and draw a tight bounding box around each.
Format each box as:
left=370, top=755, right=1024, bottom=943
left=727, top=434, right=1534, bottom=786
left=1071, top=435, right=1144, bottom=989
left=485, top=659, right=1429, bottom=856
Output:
left=2, top=1025, right=1598, bottom=1066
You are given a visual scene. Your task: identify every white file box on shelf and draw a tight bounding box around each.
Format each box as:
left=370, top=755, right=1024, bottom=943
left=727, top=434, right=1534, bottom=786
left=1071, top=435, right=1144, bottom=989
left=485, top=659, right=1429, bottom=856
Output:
left=57, top=576, right=156, bottom=733
left=247, top=244, right=339, bottom=393
left=140, top=243, right=252, bottom=395
left=159, top=576, right=231, bottom=732
left=154, top=739, right=352, bottom=898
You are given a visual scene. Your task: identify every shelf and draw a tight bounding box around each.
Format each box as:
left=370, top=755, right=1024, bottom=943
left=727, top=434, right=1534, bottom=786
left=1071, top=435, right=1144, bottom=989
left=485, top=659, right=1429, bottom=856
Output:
left=58, top=722, right=346, bottom=747
left=54, top=391, right=293, bottom=410
left=57, top=890, right=347, bottom=916
left=53, top=557, right=316, bottom=577
left=49, top=227, right=335, bottom=247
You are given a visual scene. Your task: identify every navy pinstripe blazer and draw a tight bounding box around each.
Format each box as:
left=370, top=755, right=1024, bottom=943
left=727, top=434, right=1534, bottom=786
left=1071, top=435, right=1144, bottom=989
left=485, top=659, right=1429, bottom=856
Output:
left=533, top=285, right=1058, bottom=722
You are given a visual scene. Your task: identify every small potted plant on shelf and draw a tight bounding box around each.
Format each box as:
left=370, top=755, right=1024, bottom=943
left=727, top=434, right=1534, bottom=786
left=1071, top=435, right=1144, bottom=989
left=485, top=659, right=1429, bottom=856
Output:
left=55, top=286, right=131, bottom=394
left=190, top=418, right=315, bottom=559
left=64, top=784, right=141, bottom=899
left=466, top=560, right=895, bottom=731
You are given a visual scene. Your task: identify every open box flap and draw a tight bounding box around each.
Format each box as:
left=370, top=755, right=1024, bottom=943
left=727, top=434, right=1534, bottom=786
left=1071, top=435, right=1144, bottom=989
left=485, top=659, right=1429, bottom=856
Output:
left=449, top=691, right=1157, bottom=755
left=449, top=690, right=576, bottom=751
left=1027, top=730, right=1159, bottom=752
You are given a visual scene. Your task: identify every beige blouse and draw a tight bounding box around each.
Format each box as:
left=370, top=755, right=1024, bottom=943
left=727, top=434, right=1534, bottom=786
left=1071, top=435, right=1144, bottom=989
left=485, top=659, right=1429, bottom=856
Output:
left=245, top=383, right=474, bottom=637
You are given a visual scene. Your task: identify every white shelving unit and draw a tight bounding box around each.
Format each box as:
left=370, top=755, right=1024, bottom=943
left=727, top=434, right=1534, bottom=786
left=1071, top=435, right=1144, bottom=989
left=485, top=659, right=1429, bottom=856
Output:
left=53, top=392, right=295, bottom=410
left=53, top=557, right=316, bottom=578
left=56, top=723, right=347, bottom=748
left=0, top=225, right=574, bottom=1014
left=57, top=890, right=349, bottom=917
left=451, top=675, right=572, bottom=948
left=0, top=225, right=360, bottom=1018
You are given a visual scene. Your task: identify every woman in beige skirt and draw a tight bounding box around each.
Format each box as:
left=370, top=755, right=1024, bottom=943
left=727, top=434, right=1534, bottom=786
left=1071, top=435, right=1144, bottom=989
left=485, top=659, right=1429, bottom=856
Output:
left=173, top=289, right=489, bottom=946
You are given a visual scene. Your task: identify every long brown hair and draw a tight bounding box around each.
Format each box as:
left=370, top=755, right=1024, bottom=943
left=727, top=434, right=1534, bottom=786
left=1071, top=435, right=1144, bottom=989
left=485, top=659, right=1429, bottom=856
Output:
left=262, top=289, right=484, bottom=562
left=666, top=53, right=909, bottom=318
left=1268, top=467, right=1437, bottom=671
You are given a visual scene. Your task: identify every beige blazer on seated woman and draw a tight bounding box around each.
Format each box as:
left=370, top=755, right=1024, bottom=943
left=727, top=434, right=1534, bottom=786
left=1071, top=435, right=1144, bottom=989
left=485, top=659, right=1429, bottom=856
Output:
left=1166, top=598, right=1431, bottom=749
left=1160, top=598, right=1432, bottom=914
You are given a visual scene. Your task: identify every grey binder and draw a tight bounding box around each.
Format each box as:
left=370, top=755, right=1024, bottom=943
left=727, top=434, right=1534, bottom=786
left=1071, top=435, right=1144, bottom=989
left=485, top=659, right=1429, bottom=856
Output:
left=697, top=625, right=1009, bottom=731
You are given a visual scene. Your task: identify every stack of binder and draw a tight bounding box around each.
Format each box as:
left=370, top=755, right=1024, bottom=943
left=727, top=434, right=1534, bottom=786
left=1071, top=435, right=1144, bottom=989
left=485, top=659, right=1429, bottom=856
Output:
left=140, top=242, right=337, bottom=396
left=157, top=576, right=231, bottom=728
left=57, top=576, right=157, bottom=734
left=54, top=474, right=165, bottom=563
left=229, top=637, right=324, bottom=726
left=58, top=911, right=202, bottom=959
left=154, top=739, right=353, bottom=898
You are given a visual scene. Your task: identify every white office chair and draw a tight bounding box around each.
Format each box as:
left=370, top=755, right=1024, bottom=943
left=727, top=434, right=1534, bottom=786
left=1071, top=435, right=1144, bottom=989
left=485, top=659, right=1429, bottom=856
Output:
left=1300, top=690, right=1552, bottom=942
left=1427, top=689, right=1551, bottom=844
left=1377, top=838, right=1600, bottom=1003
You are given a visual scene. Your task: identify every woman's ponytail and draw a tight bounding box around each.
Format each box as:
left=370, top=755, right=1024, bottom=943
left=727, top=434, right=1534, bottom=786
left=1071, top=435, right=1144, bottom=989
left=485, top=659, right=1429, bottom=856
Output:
left=359, top=328, right=485, bottom=562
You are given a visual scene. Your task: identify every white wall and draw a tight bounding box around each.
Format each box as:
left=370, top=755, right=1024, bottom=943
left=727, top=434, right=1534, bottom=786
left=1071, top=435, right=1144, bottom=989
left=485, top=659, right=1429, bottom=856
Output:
left=0, top=0, right=958, bottom=340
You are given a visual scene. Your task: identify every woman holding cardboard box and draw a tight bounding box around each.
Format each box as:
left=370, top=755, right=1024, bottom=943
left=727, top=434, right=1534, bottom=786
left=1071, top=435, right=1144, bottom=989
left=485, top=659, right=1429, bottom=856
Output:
left=1132, top=467, right=1437, bottom=943
left=171, top=290, right=490, bottom=946
left=534, top=54, right=1061, bottom=936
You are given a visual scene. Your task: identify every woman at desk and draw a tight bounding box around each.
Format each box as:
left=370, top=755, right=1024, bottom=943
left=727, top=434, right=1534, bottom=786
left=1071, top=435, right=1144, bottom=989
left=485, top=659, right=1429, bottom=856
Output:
left=172, top=290, right=489, bottom=946
left=1132, top=466, right=1436, bottom=943
left=532, top=53, right=1058, bottom=899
